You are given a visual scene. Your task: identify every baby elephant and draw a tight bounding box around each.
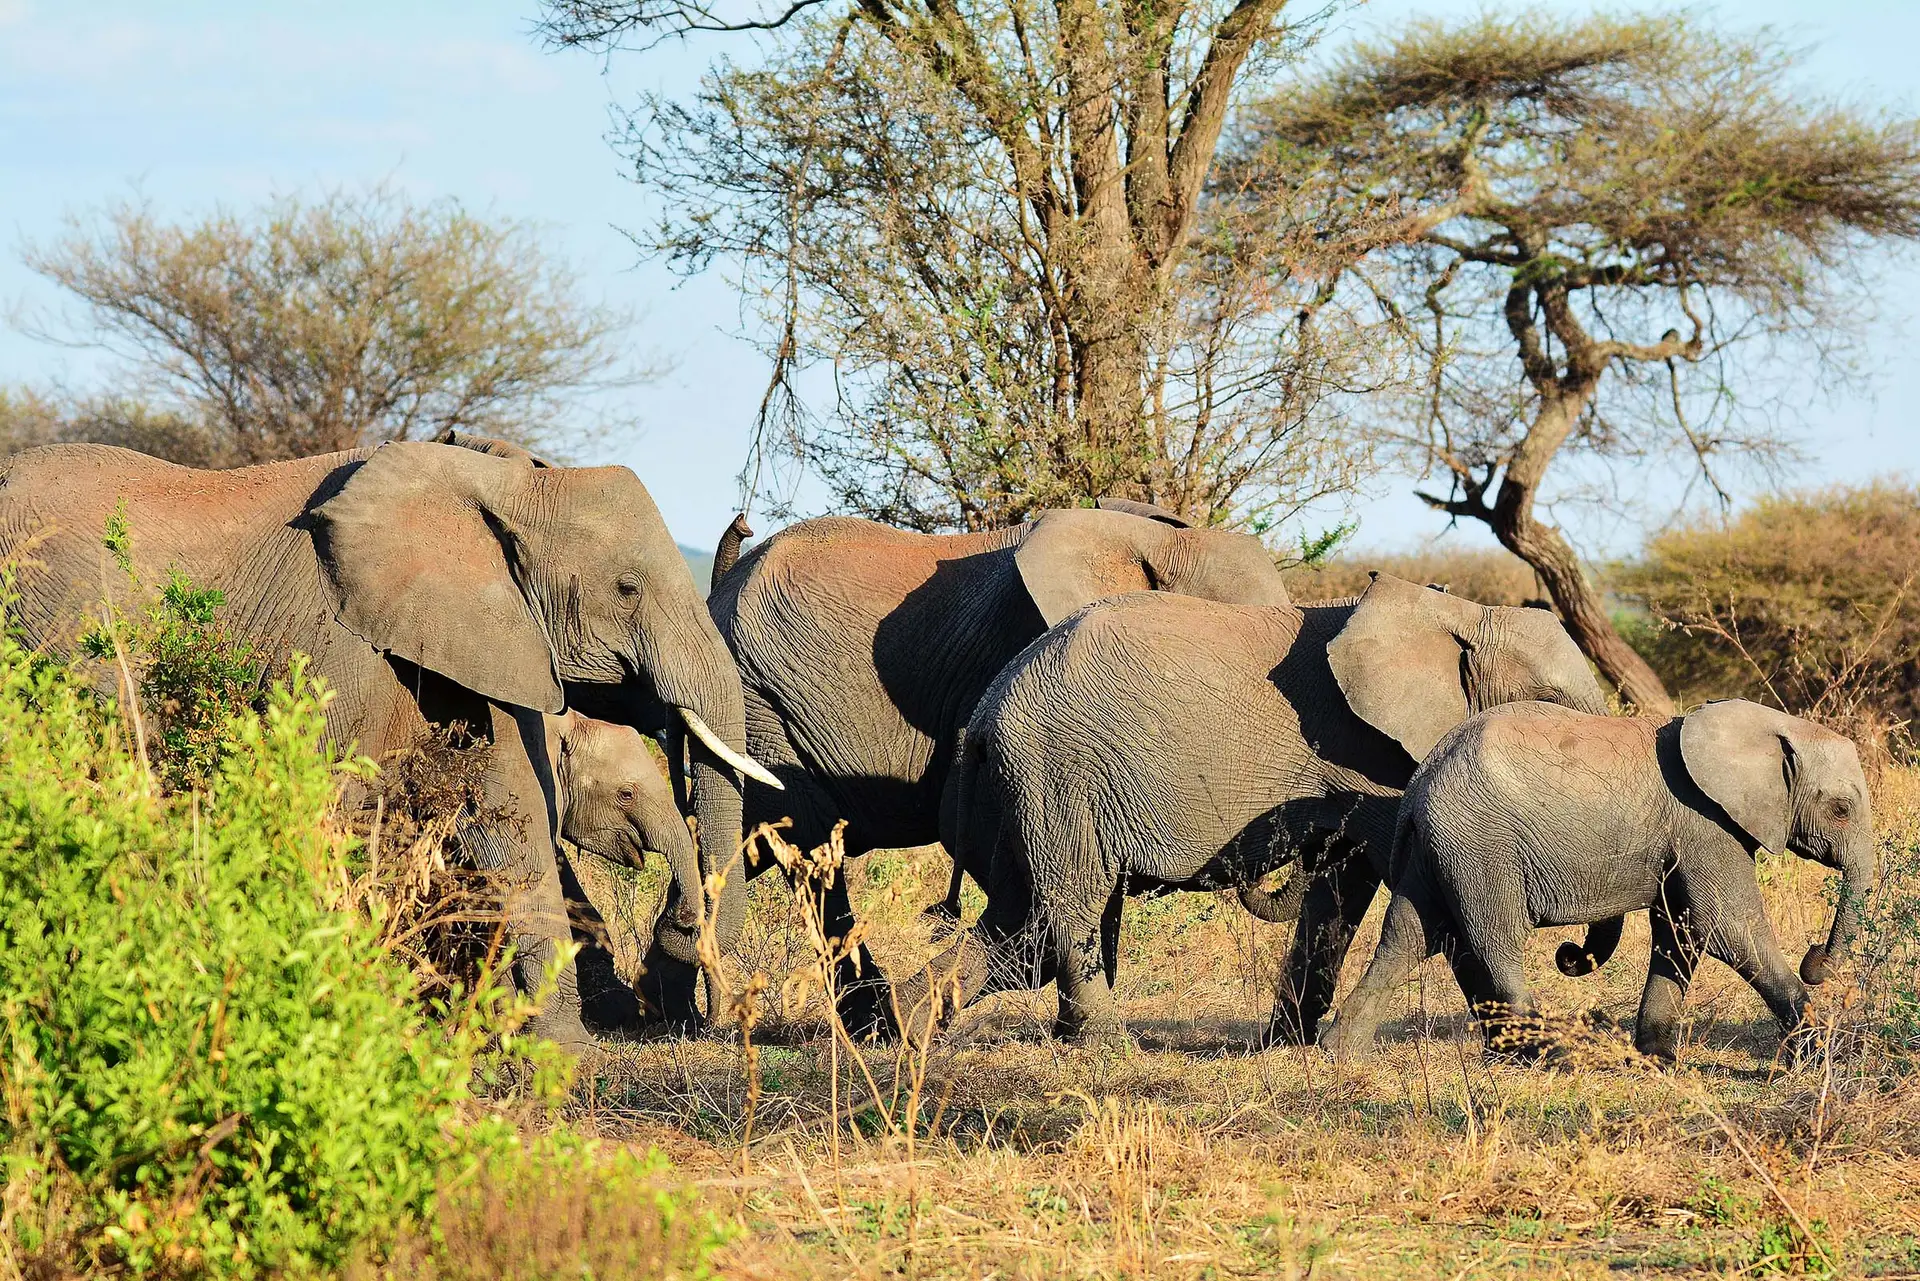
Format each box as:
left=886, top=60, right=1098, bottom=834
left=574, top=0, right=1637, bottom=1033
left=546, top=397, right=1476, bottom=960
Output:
left=546, top=711, right=704, bottom=933
left=1322, top=699, right=1875, bottom=1062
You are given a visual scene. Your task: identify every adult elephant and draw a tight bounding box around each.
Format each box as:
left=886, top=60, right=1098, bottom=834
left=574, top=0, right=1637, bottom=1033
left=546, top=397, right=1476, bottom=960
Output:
left=895, top=574, right=1610, bottom=1047
left=647, top=500, right=1294, bottom=1034
left=0, top=437, right=774, bottom=1047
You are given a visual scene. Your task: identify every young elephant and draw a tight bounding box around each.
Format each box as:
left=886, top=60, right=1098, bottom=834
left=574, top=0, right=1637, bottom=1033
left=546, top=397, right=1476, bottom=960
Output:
left=1321, top=700, right=1876, bottom=1062
left=896, top=573, right=1608, bottom=1046
left=546, top=711, right=704, bottom=934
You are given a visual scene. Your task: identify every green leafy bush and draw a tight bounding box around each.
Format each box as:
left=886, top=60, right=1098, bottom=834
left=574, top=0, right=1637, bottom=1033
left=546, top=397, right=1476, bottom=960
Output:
left=80, top=508, right=272, bottom=793
left=0, top=631, right=476, bottom=1276
left=1616, top=483, right=1920, bottom=751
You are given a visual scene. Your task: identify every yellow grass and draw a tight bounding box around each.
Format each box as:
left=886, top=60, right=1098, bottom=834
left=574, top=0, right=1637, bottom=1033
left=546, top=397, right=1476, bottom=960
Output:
left=553, top=767, right=1920, bottom=1278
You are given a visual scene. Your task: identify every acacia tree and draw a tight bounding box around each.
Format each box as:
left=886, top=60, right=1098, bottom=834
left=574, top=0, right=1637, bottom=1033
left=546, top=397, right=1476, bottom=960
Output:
left=1232, top=14, right=1920, bottom=709
left=542, top=0, right=1382, bottom=530
left=21, top=189, right=634, bottom=465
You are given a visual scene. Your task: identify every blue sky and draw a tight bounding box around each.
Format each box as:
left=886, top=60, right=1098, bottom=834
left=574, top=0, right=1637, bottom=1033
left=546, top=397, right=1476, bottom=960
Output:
left=2, top=0, right=1916, bottom=554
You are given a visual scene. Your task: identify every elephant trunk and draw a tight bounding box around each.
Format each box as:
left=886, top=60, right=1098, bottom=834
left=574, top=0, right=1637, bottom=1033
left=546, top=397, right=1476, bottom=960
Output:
left=633, top=804, right=704, bottom=933
left=639, top=613, right=755, bottom=971
left=1801, top=835, right=1877, bottom=986
left=1237, top=870, right=1306, bottom=924
left=1556, top=915, right=1625, bottom=977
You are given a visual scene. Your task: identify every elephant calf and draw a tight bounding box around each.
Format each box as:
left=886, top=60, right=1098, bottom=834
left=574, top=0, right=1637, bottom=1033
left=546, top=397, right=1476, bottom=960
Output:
left=1321, top=700, right=1876, bottom=1062
left=897, top=574, right=1607, bottom=1047
left=539, top=711, right=708, bottom=1029
left=547, top=711, right=703, bottom=929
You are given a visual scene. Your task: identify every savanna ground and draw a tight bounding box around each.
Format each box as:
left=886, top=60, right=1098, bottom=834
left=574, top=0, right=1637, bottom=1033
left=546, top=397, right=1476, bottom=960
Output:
left=555, top=766, right=1920, bottom=1279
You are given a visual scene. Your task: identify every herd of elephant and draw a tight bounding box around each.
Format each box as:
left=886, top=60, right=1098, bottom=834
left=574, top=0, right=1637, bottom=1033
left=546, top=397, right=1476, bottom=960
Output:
left=0, top=434, right=1875, bottom=1062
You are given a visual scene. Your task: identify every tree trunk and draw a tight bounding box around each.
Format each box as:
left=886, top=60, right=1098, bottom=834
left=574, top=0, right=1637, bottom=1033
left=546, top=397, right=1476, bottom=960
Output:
left=1489, top=397, right=1675, bottom=714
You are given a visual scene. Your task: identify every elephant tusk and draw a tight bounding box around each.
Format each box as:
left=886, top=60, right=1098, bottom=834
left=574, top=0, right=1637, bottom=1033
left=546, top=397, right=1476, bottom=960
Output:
left=678, top=707, right=785, bottom=791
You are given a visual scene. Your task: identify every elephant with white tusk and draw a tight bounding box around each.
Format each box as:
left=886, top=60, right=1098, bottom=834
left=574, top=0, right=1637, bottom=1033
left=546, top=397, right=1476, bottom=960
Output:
left=0, top=436, right=780, bottom=1046
left=674, top=499, right=1298, bottom=1037
left=1320, top=699, right=1876, bottom=1062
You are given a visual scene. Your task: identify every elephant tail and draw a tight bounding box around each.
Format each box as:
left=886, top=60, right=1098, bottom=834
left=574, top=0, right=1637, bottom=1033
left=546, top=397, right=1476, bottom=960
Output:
left=712, top=512, right=754, bottom=591
left=1237, top=871, right=1306, bottom=923
left=927, top=724, right=993, bottom=922
left=1556, top=916, right=1625, bottom=977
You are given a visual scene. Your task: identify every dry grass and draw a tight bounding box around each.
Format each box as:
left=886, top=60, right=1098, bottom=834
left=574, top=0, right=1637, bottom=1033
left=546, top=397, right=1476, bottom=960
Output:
left=538, top=766, right=1920, bottom=1278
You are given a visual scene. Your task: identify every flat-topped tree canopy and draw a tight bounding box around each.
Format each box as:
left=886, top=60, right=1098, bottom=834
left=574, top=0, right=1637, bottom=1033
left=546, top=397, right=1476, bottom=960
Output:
left=1227, top=12, right=1920, bottom=712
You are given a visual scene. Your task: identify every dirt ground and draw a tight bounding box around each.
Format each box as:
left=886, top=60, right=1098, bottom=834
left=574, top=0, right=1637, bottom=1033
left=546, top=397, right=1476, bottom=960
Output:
left=563, top=770, right=1920, bottom=1279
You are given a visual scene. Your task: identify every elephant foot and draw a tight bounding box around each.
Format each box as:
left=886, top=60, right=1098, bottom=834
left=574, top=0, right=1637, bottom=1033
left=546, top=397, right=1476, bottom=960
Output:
left=1259, top=1007, right=1320, bottom=1050
left=520, top=1004, right=596, bottom=1055
left=1054, top=1017, right=1134, bottom=1051
left=921, top=899, right=962, bottom=939
left=576, top=941, right=646, bottom=1036
left=1313, top=1017, right=1376, bottom=1062
left=836, top=978, right=900, bottom=1044
left=635, top=953, right=707, bottom=1036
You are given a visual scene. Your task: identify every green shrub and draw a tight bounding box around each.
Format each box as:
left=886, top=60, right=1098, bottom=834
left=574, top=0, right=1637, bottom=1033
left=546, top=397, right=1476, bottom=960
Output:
left=1615, top=483, right=1920, bottom=749
left=0, top=631, right=479, bottom=1276
left=80, top=509, right=272, bottom=794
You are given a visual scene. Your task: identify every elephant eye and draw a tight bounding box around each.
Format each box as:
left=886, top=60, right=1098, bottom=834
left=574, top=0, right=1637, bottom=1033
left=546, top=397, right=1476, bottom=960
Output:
left=617, top=786, right=636, bottom=806
left=616, top=573, right=643, bottom=598
left=1827, top=798, right=1852, bottom=823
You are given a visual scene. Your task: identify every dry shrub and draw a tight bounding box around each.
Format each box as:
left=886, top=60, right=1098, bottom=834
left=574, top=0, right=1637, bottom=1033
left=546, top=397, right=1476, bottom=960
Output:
left=1617, top=482, right=1920, bottom=761
left=337, top=725, right=526, bottom=1004
left=1287, top=545, right=1545, bottom=606
left=359, top=1145, right=726, bottom=1281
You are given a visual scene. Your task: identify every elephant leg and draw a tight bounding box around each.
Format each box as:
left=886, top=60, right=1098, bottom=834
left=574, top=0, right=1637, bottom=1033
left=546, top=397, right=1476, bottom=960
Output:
left=923, top=853, right=967, bottom=931
left=1636, top=888, right=1703, bottom=1062
left=1441, top=865, right=1541, bottom=1058
left=558, top=853, right=643, bottom=1035
left=1271, top=846, right=1383, bottom=1046
left=819, top=863, right=897, bottom=1041
left=480, top=705, right=590, bottom=1048
left=1317, top=885, right=1445, bottom=1058
left=1689, top=869, right=1811, bottom=1044
left=1100, top=881, right=1124, bottom=991
left=1051, top=889, right=1128, bottom=1045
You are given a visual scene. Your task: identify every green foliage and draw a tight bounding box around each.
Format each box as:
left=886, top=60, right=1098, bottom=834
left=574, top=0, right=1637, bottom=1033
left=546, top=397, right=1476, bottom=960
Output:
left=1616, top=483, right=1920, bottom=747
left=0, top=639, right=480, bottom=1275
left=0, top=600, right=676, bottom=1276
left=82, top=523, right=271, bottom=794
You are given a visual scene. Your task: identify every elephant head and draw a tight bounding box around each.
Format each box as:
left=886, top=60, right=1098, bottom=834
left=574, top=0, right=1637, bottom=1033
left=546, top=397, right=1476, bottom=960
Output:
left=1015, top=507, right=1291, bottom=627
left=548, top=711, right=703, bottom=931
left=1680, top=699, right=1876, bottom=985
left=310, top=440, right=776, bottom=961
left=1327, top=573, right=1608, bottom=762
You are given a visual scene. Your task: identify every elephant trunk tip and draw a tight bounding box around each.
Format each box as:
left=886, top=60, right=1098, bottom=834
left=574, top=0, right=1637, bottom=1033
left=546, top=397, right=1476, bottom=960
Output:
left=1556, top=941, right=1598, bottom=977
left=1801, top=943, right=1830, bottom=986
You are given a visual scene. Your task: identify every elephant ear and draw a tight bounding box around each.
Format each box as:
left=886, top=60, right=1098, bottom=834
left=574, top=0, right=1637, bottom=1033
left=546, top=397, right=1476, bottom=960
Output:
left=432, top=427, right=554, bottom=468
left=313, top=441, right=564, bottom=713
left=1095, top=497, right=1190, bottom=527
left=1326, top=573, right=1477, bottom=761
left=1679, top=699, right=1794, bottom=853
left=1015, top=508, right=1161, bottom=627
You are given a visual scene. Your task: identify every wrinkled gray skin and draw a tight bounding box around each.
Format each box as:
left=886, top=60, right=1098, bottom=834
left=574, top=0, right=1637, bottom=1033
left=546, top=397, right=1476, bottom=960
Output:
left=543, top=711, right=706, bottom=1026
left=667, top=501, right=1294, bottom=1035
left=1321, top=700, right=1876, bottom=1062
left=0, top=438, right=759, bottom=1048
left=547, top=710, right=703, bottom=929
left=895, top=574, right=1608, bottom=1047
